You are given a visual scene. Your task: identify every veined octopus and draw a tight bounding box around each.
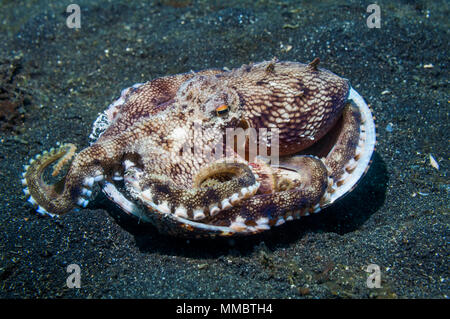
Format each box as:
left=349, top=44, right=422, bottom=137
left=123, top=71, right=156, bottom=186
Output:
left=21, top=59, right=376, bottom=237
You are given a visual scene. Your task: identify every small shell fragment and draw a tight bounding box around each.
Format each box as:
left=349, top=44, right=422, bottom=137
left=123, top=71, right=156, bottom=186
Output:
left=429, top=154, right=439, bottom=170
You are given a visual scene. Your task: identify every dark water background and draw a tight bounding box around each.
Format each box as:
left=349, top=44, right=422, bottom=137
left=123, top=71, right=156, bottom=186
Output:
left=0, top=0, right=448, bottom=298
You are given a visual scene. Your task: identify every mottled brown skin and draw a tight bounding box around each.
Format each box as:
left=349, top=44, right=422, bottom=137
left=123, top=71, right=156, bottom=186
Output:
left=22, top=59, right=364, bottom=236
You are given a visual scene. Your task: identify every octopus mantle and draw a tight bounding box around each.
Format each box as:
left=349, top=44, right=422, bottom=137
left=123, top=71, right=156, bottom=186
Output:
left=22, top=59, right=376, bottom=237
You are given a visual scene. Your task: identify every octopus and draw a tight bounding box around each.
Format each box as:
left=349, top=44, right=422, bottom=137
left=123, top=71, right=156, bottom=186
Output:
left=21, top=58, right=376, bottom=237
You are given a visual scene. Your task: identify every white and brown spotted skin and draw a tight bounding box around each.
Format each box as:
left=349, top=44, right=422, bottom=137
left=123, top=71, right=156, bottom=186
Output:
left=21, top=59, right=376, bottom=237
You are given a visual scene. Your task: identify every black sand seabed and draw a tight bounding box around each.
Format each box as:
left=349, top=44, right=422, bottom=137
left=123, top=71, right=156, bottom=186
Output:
left=0, top=0, right=448, bottom=298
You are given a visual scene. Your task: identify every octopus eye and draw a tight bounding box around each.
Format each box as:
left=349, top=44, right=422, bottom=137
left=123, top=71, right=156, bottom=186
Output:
left=215, top=104, right=229, bottom=116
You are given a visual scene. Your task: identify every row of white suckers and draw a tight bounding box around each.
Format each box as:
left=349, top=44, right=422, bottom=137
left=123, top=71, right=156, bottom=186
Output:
left=123, top=162, right=262, bottom=221
left=21, top=150, right=58, bottom=217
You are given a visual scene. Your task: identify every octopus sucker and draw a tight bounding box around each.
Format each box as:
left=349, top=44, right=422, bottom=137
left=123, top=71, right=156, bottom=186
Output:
left=22, top=59, right=376, bottom=237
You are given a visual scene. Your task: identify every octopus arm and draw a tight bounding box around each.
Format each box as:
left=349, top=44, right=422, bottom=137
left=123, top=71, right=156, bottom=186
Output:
left=22, top=142, right=115, bottom=216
